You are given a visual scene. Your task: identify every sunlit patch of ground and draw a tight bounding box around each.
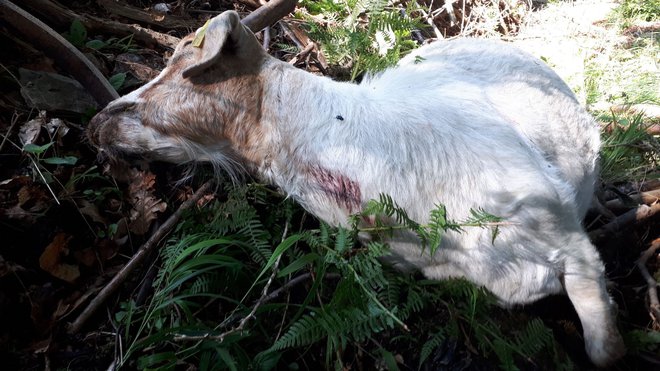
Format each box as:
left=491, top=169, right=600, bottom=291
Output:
left=511, top=0, right=658, bottom=112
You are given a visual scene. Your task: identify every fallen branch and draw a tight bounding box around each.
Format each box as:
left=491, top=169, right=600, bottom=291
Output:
left=0, top=0, right=119, bottom=106
left=97, top=0, right=198, bottom=30
left=637, top=238, right=660, bottom=325
left=605, top=189, right=660, bottom=211
left=68, top=180, right=214, bottom=334
left=589, top=203, right=660, bottom=242
left=640, top=179, right=660, bottom=192
left=280, top=19, right=328, bottom=70
left=242, top=0, right=297, bottom=32
left=22, top=0, right=181, bottom=50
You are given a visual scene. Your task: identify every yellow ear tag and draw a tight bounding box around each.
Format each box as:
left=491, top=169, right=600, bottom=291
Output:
left=192, top=20, right=211, bottom=48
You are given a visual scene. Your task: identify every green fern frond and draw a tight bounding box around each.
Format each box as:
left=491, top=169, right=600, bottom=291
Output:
left=240, top=219, right=272, bottom=264
left=303, top=0, right=425, bottom=79
left=427, top=204, right=448, bottom=254
left=402, top=286, right=425, bottom=316
left=514, top=318, right=554, bottom=356
left=189, top=273, right=214, bottom=295
left=379, top=271, right=403, bottom=307
left=418, top=329, right=447, bottom=369
left=493, top=337, right=519, bottom=371
left=272, top=305, right=394, bottom=352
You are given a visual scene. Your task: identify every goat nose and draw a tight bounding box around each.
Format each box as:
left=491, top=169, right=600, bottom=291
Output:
left=87, top=101, right=136, bottom=146
left=95, top=147, right=109, bottom=163
left=87, top=109, right=112, bottom=147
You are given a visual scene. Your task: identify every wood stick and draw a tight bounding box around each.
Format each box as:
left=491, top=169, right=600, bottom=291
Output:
left=637, top=238, right=660, bottom=323
left=21, top=0, right=181, bottom=50
left=0, top=0, right=119, bottom=106
left=97, top=0, right=198, bottom=30
left=605, top=189, right=660, bottom=211
left=68, top=180, right=214, bottom=334
left=589, top=203, right=660, bottom=242
left=242, top=0, right=297, bottom=32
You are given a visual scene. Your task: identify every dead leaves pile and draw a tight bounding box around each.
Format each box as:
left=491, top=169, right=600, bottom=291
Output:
left=127, top=168, right=167, bottom=235
left=0, top=108, right=171, bottom=366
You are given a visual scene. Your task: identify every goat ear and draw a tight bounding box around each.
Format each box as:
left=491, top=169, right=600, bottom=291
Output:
left=182, top=11, right=262, bottom=78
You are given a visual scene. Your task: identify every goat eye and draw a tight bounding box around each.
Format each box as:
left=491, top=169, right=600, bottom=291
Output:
left=183, top=40, right=193, bottom=47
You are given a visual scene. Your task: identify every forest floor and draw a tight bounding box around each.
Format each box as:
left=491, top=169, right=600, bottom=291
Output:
left=0, top=1, right=658, bottom=370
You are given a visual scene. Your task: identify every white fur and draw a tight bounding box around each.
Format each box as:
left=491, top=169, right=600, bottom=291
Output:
left=254, top=39, right=622, bottom=366
left=91, top=16, right=625, bottom=366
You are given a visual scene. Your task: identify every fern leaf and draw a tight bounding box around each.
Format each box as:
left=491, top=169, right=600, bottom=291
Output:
left=418, top=330, right=447, bottom=368
left=427, top=204, right=448, bottom=254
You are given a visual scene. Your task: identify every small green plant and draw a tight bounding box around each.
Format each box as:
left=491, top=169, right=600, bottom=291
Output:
left=63, top=19, right=87, bottom=48
left=23, top=141, right=78, bottom=166
left=62, top=20, right=132, bottom=92
left=599, top=112, right=660, bottom=183
left=624, top=329, right=660, bottom=356
left=356, top=194, right=504, bottom=254
left=108, top=72, right=127, bottom=91
left=614, top=0, right=660, bottom=26
left=64, top=19, right=135, bottom=52
left=300, top=0, right=424, bottom=80
left=22, top=141, right=78, bottom=189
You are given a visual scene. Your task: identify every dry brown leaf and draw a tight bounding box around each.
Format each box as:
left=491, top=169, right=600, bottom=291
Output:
left=39, top=233, right=80, bottom=283
left=44, top=117, right=70, bottom=143
left=78, top=199, right=107, bottom=225
left=3, top=204, right=38, bottom=223
left=30, top=338, right=51, bottom=354
left=115, top=53, right=160, bottom=81
left=127, top=169, right=167, bottom=235
left=0, top=175, right=31, bottom=189
left=17, top=184, right=49, bottom=210
left=197, top=193, right=216, bottom=207
left=73, top=248, right=96, bottom=267
left=18, top=115, right=44, bottom=146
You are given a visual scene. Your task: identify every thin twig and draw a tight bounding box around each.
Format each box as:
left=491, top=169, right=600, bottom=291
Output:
left=21, top=0, right=180, bottom=50
left=29, top=157, right=60, bottom=205
left=236, top=223, right=288, bottom=330
left=419, top=7, right=443, bottom=39
left=0, top=109, right=20, bottom=153
left=262, top=272, right=341, bottom=303
left=637, top=238, right=660, bottom=324
left=288, top=42, right=314, bottom=65
left=68, top=180, right=214, bottom=334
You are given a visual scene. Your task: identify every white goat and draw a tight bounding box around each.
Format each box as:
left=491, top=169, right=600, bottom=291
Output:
left=88, top=10, right=625, bottom=366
